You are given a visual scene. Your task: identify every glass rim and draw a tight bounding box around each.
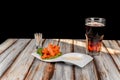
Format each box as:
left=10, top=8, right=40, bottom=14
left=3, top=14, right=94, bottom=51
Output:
left=85, top=17, right=106, bottom=26
left=85, top=17, right=105, bottom=21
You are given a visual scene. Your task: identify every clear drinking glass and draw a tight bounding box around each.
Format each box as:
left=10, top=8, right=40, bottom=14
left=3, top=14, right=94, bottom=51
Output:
left=85, top=17, right=105, bottom=56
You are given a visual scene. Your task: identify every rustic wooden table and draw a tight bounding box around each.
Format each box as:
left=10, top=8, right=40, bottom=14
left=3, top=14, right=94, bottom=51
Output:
left=0, top=39, right=120, bottom=80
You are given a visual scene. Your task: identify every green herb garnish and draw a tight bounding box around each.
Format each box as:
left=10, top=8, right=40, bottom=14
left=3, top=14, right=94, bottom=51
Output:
left=37, top=48, right=43, bottom=56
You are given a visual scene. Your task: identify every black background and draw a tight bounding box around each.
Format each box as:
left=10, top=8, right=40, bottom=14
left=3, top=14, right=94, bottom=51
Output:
left=0, top=2, right=120, bottom=43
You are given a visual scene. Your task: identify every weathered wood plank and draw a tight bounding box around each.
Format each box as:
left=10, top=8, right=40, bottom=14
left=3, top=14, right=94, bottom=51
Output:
left=25, top=59, right=47, bottom=80
left=0, top=39, right=35, bottom=80
left=0, top=39, right=17, bottom=54
left=0, top=39, right=24, bottom=63
left=41, top=63, right=55, bottom=80
left=0, top=39, right=31, bottom=77
left=93, top=40, right=120, bottom=80
left=117, top=40, right=120, bottom=45
left=51, top=39, right=74, bottom=80
left=74, top=39, right=98, bottom=80
left=25, top=39, right=59, bottom=80
left=0, top=39, right=29, bottom=64
left=103, top=40, right=120, bottom=71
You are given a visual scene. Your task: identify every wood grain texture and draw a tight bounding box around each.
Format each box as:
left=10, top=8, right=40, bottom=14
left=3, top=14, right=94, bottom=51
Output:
left=42, top=63, right=55, bottom=80
left=51, top=39, right=74, bottom=80
left=117, top=40, right=120, bottom=45
left=103, top=40, right=120, bottom=70
left=94, top=40, right=120, bottom=80
left=0, top=39, right=35, bottom=80
left=0, top=39, right=17, bottom=54
left=0, top=39, right=120, bottom=80
left=74, top=39, right=98, bottom=80
left=25, top=59, right=47, bottom=80
left=0, top=39, right=30, bottom=77
left=25, top=39, right=59, bottom=80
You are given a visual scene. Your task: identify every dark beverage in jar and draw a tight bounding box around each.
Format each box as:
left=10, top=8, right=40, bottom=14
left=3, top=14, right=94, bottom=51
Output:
left=85, top=18, right=105, bottom=55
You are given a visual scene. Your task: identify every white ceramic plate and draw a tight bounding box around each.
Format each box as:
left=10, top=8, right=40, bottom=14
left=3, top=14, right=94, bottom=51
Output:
left=31, top=52, right=93, bottom=68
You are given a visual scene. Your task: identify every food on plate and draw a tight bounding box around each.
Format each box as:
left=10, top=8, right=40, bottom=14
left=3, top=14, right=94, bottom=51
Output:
left=37, top=43, right=62, bottom=59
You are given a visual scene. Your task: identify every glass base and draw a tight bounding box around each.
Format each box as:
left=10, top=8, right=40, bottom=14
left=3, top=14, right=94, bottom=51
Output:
left=86, top=51, right=101, bottom=56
